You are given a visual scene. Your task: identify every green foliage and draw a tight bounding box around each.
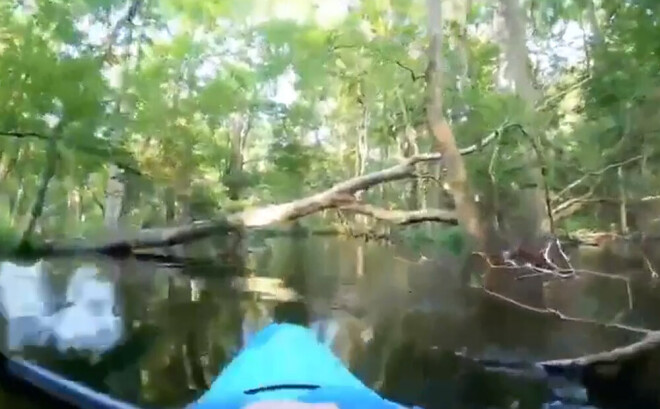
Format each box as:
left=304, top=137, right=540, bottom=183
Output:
left=1, top=0, right=660, bottom=253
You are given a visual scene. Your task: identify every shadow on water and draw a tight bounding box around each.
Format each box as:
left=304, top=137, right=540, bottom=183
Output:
left=0, top=236, right=658, bottom=408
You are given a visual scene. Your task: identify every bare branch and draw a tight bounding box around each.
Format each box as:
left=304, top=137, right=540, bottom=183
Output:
left=394, top=60, right=425, bottom=82
left=482, top=288, right=651, bottom=335
left=0, top=130, right=141, bottom=175
left=340, top=203, right=457, bottom=225
left=103, top=0, right=143, bottom=61
left=39, top=154, right=447, bottom=255
left=553, top=155, right=643, bottom=203
left=0, top=131, right=49, bottom=140
left=552, top=188, right=595, bottom=221
left=541, top=331, right=660, bottom=367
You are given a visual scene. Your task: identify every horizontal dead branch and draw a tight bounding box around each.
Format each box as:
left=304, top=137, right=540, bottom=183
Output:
left=560, top=229, right=660, bottom=247
left=340, top=203, right=457, bottom=225
left=0, top=131, right=50, bottom=140
left=560, top=195, right=660, bottom=204
left=552, top=155, right=643, bottom=204
left=552, top=189, right=595, bottom=221
left=0, top=130, right=142, bottom=175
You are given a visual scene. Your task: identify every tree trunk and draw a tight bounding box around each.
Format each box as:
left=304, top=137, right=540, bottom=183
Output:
left=19, top=137, right=58, bottom=247
left=585, top=0, right=603, bottom=46
left=355, top=105, right=369, bottom=178
left=426, top=0, right=485, bottom=246
left=493, top=0, right=549, bottom=236
left=104, top=164, right=125, bottom=228
left=400, top=125, right=419, bottom=209
left=103, top=1, right=143, bottom=228
left=10, top=185, right=24, bottom=222
left=226, top=113, right=251, bottom=201
left=379, top=145, right=389, bottom=203
left=0, top=145, right=19, bottom=181
left=65, top=182, right=82, bottom=232
left=618, top=166, right=628, bottom=234
left=448, top=0, right=472, bottom=118
left=494, top=0, right=541, bottom=103
left=397, top=92, right=420, bottom=210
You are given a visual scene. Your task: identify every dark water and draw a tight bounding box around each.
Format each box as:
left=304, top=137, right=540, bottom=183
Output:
left=0, top=236, right=659, bottom=409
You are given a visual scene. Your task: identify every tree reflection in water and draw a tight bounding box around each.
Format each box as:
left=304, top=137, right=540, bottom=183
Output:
left=0, top=237, right=659, bottom=408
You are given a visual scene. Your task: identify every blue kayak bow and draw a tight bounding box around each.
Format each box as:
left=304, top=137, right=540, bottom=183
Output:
left=189, top=323, right=415, bottom=409
left=0, top=323, right=416, bottom=409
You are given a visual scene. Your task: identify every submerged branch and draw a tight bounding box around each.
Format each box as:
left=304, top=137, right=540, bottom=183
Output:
left=482, top=288, right=650, bottom=335
left=540, top=331, right=660, bottom=368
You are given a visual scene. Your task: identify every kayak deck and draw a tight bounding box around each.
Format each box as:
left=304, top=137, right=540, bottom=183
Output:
left=190, top=323, right=415, bottom=409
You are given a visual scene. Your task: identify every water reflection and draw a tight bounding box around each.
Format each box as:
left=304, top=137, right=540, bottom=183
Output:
left=50, top=264, right=122, bottom=352
left=0, top=236, right=657, bottom=408
left=0, top=261, right=122, bottom=354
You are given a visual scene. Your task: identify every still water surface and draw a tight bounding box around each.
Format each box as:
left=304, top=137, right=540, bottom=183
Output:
left=0, top=236, right=658, bottom=409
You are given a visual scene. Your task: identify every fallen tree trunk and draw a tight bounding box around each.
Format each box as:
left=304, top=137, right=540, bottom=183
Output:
left=539, top=332, right=660, bottom=408
left=26, top=124, right=504, bottom=257
left=460, top=332, right=660, bottom=408
left=34, top=154, right=444, bottom=256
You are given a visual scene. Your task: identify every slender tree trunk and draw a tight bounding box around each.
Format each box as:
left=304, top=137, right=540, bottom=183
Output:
left=11, top=185, right=24, bottom=222
left=379, top=145, right=389, bottom=203
left=226, top=114, right=252, bottom=201
left=400, top=125, right=419, bottom=209
left=103, top=1, right=143, bottom=228
left=585, top=0, right=603, bottom=46
left=104, top=164, right=125, bottom=228
left=165, top=186, right=176, bottom=222
left=618, top=166, right=628, bottom=234
left=355, top=244, right=364, bottom=278
left=426, top=0, right=485, bottom=246
left=494, top=0, right=549, bottom=236
left=65, top=181, right=82, bottom=233
left=225, top=113, right=252, bottom=268
left=494, top=0, right=541, bottom=102
left=355, top=105, right=369, bottom=178
left=19, top=137, right=58, bottom=247
left=449, top=0, right=472, bottom=117
left=397, top=93, right=420, bottom=210
left=0, top=145, right=19, bottom=181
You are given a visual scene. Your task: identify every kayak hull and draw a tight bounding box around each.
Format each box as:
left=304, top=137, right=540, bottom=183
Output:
left=191, top=323, right=413, bottom=409
left=0, top=323, right=415, bottom=409
left=0, top=354, right=141, bottom=409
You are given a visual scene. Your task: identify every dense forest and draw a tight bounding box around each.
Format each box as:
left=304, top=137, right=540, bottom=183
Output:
left=2, top=0, right=659, bottom=258
left=2, top=1, right=660, bottom=408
